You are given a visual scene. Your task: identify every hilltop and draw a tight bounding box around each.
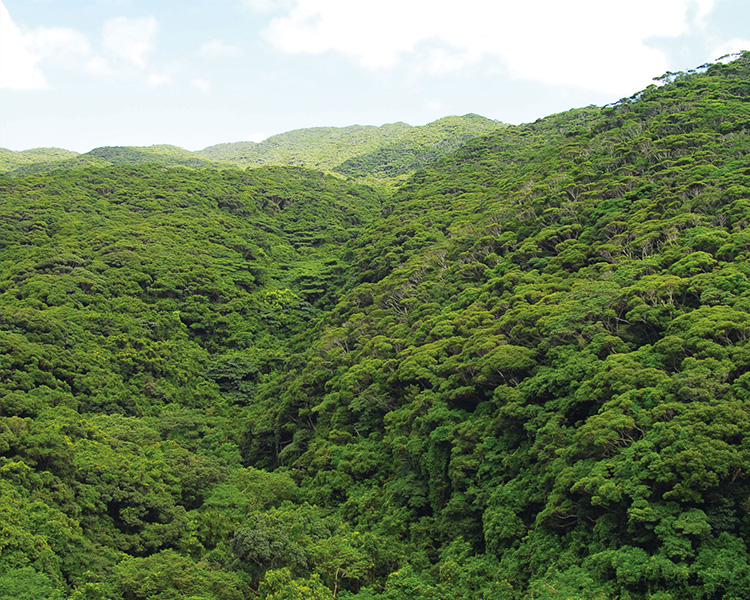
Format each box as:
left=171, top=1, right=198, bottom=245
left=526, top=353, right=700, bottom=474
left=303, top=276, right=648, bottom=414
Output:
left=0, top=114, right=504, bottom=183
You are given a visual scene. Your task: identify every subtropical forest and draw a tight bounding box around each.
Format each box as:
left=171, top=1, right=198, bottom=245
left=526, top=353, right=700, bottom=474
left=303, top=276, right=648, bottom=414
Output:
left=2, top=52, right=750, bottom=599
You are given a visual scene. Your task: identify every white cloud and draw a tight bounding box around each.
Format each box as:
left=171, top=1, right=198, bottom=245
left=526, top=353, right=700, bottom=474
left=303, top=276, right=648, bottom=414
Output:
left=198, top=40, right=244, bottom=58
left=693, top=0, right=718, bottom=23
left=0, top=1, right=49, bottom=90
left=244, top=0, right=294, bottom=12
left=248, top=132, right=267, bottom=142
left=711, top=40, right=750, bottom=61
left=30, top=28, right=91, bottom=64
left=264, top=0, right=722, bottom=93
left=425, top=100, right=445, bottom=113
left=191, top=78, right=211, bottom=93
left=84, top=56, right=111, bottom=76
left=0, top=2, right=97, bottom=90
left=147, top=72, right=171, bottom=86
left=102, top=16, right=158, bottom=68
left=1, top=3, right=164, bottom=91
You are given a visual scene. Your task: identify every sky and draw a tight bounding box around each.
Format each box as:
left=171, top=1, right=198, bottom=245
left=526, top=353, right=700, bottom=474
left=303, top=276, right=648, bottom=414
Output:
left=1, top=0, right=749, bottom=153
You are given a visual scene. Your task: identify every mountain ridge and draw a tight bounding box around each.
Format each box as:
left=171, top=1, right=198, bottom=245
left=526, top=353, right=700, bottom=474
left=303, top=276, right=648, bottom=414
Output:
left=0, top=114, right=504, bottom=181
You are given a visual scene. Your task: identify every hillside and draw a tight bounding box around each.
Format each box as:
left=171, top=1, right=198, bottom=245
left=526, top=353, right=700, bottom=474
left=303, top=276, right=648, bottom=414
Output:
left=4, top=145, right=224, bottom=176
left=1, top=115, right=504, bottom=182
left=197, top=123, right=413, bottom=170
left=2, top=52, right=750, bottom=599
left=85, top=144, right=217, bottom=168
left=0, top=147, right=79, bottom=172
left=333, top=114, right=506, bottom=179
left=198, top=115, right=505, bottom=181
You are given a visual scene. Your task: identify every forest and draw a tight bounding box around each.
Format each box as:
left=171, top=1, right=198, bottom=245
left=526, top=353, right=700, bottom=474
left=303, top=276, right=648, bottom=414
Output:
left=2, top=52, right=750, bottom=599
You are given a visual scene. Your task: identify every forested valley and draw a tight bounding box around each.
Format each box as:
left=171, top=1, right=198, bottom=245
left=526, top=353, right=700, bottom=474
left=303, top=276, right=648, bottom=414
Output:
left=2, top=52, right=750, bottom=599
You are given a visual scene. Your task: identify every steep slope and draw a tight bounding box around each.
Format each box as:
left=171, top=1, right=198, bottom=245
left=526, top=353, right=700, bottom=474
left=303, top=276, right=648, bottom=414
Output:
left=333, top=113, right=506, bottom=179
left=242, top=53, right=750, bottom=598
left=0, top=164, right=381, bottom=412
left=0, top=163, right=383, bottom=596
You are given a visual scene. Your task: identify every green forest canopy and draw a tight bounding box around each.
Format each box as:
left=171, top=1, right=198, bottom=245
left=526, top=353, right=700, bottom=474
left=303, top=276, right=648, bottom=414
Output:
left=2, top=52, right=750, bottom=599
left=0, top=114, right=504, bottom=184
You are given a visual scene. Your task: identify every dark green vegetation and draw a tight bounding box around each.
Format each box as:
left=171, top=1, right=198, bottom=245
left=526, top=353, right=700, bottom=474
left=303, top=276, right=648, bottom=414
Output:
left=3, top=53, right=750, bottom=599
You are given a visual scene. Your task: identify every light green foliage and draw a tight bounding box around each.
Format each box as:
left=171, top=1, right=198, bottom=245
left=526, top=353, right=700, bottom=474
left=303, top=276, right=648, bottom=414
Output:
left=110, top=550, right=244, bottom=600
left=259, top=568, right=333, bottom=600
left=0, top=567, right=64, bottom=600
left=0, top=147, right=79, bottom=173
left=3, top=116, right=503, bottom=184
left=198, top=123, right=413, bottom=173
left=199, top=116, right=504, bottom=182
left=333, top=114, right=506, bottom=180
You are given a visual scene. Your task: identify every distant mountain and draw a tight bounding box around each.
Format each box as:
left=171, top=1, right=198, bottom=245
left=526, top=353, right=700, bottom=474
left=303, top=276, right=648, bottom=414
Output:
left=197, top=122, right=413, bottom=170
left=1, top=115, right=505, bottom=180
left=1, top=144, right=221, bottom=176
left=334, top=114, right=505, bottom=178
left=85, top=145, right=216, bottom=168
left=0, top=147, right=79, bottom=172
left=198, top=116, right=506, bottom=179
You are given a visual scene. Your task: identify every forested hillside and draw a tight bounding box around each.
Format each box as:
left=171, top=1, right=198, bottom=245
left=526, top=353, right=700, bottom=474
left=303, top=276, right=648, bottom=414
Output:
left=332, top=114, right=505, bottom=180
left=0, top=147, right=79, bottom=173
left=0, top=115, right=503, bottom=182
left=197, top=123, right=413, bottom=171
left=2, top=53, right=750, bottom=599
left=197, top=115, right=503, bottom=178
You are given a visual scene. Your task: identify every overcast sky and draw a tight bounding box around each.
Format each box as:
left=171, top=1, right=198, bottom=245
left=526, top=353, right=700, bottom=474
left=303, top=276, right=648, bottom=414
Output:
left=1, top=0, right=749, bottom=152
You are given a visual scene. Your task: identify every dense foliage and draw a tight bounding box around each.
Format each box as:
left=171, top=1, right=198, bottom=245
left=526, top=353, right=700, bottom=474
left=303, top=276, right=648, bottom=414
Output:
left=333, top=114, right=505, bottom=179
left=4, top=145, right=222, bottom=177
left=197, top=123, right=414, bottom=172
left=3, top=53, right=750, bottom=599
left=197, top=116, right=503, bottom=178
left=0, top=147, right=79, bottom=173
left=1, top=115, right=504, bottom=183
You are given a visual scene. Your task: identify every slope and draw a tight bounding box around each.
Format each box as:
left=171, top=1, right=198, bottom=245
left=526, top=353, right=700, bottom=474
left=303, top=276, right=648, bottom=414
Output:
left=333, top=113, right=507, bottom=179
left=197, top=123, right=412, bottom=171
left=241, top=52, right=750, bottom=598
left=3, top=115, right=503, bottom=182
left=0, top=164, right=382, bottom=421
left=0, top=163, right=383, bottom=596
left=0, top=147, right=79, bottom=173
left=197, top=115, right=505, bottom=179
